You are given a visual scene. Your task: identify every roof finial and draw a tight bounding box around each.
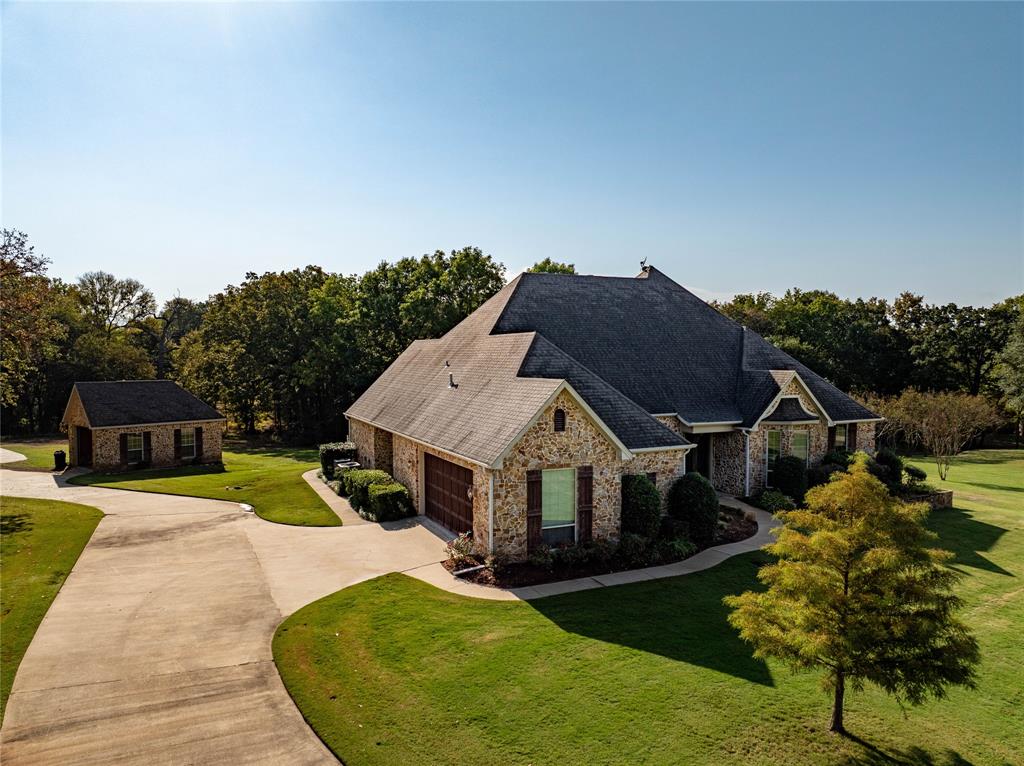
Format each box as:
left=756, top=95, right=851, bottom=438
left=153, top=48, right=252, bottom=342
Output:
left=640, top=257, right=649, bottom=272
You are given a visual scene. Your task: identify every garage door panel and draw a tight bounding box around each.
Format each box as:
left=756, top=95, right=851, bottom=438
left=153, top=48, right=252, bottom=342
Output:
left=424, top=453, right=474, bottom=535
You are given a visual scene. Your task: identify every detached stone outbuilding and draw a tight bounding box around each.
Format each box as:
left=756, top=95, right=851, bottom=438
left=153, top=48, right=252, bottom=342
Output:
left=61, top=381, right=226, bottom=472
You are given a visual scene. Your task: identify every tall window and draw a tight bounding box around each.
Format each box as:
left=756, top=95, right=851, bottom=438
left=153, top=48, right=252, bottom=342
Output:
left=553, top=408, right=566, bottom=432
left=181, top=428, right=196, bottom=458
left=792, top=431, right=809, bottom=466
left=541, top=468, right=575, bottom=545
left=834, top=424, right=848, bottom=450
left=127, top=433, right=144, bottom=463
left=766, top=430, right=781, bottom=486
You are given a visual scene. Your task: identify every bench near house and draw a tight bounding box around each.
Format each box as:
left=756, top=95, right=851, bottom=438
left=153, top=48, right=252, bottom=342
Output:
left=61, top=380, right=226, bottom=472
left=345, top=267, right=881, bottom=561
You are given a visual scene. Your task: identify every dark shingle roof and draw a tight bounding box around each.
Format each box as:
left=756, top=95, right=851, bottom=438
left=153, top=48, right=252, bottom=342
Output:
left=72, top=381, right=224, bottom=427
left=492, top=268, right=879, bottom=426
left=346, top=266, right=878, bottom=466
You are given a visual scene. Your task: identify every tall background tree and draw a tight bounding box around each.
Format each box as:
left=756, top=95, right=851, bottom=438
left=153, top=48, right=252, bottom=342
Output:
left=528, top=258, right=576, bottom=274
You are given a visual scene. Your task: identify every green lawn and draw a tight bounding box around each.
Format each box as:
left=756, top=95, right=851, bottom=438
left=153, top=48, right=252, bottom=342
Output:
left=0, top=438, right=65, bottom=471
left=274, top=449, right=1023, bottom=766
left=0, top=496, right=104, bottom=724
left=68, top=445, right=339, bottom=526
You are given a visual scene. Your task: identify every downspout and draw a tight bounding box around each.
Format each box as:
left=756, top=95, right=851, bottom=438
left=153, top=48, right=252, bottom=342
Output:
left=488, top=473, right=495, bottom=554
left=743, top=429, right=751, bottom=497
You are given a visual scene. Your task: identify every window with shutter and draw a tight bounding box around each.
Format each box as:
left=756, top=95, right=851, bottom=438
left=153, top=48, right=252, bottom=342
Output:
left=834, top=424, right=848, bottom=450
left=541, top=468, right=575, bottom=545
left=126, top=433, right=144, bottom=463
left=553, top=408, right=566, bottom=432
left=791, top=431, right=809, bottom=466
left=180, top=428, right=196, bottom=459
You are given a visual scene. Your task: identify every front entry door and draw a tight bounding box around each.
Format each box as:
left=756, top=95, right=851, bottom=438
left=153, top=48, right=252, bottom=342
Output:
left=77, top=427, right=93, bottom=467
left=686, top=433, right=712, bottom=480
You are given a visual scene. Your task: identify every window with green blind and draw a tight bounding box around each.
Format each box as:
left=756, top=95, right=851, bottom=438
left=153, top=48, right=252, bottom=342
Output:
left=541, top=468, right=576, bottom=545
left=766, top=430, right=781, bottom=487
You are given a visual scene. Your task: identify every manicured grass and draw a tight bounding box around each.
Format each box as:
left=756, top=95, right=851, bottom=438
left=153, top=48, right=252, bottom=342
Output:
left=0, top=496, right=103, bottom=724
left=0, top=438, right=65, bottom=471
left=274, top=449, right=1023, bottom=766
left=68, top=445, right=339, bottom=526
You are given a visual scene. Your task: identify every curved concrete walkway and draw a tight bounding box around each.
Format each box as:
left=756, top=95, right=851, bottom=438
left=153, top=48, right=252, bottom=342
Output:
left=0, top=467, right=776, bottom=764
left=0, top=447, right=28, bottom=463
left=0, top=468, right=449, bottom=765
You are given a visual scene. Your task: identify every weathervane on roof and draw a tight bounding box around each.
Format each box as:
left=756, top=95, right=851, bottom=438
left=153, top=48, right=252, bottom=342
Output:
left=639, top=257, right=648, bottom=272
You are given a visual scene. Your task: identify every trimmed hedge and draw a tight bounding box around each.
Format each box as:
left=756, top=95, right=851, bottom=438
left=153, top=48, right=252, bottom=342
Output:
left=807, top=462, right=844, bottom=489
left=366, top=482, right=415, bottom=522
left=667, top=472, right=719, bottom=547
left=773, top=456, right=808, bottom=504
left=319, top=441, right=358, bottom=478
left=342, top=469, right=392, bottom=511
left=821, top=449, right=852, bottom=468
left=621, top=474, right=662, bottom=539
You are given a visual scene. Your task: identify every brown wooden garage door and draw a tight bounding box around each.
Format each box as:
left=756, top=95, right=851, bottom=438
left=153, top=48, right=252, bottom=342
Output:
left=424, top=453, right=474, bottom=535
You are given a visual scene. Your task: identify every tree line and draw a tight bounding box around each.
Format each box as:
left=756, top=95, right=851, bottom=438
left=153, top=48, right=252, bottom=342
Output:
left=2, top=228, right=1021, bottom=442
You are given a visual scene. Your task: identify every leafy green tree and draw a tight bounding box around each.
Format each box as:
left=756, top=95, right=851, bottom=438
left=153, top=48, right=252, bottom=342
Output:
left=725, top=456, right=979, bottom=734
left=995, top=312, right=1024, bottom=440
left=0, top=230, right=65, bottom=410
left=527, top=258, right=576, bottom=274
left=76, top=271, right=156, bottom=336
left=139, top=297, right=206, bottom=378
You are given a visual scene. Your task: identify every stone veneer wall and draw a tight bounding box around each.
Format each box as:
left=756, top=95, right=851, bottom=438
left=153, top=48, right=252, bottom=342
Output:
left=854, top=422, right=877, bottom=454
left=373, top=428, right=394, bottom=475
left=491, top=391, right=686, bottom=560
left=63, top=391, right=87, bottom=465
left=348, top=418, right=376, bottom=468
left=711, top=431, right=746, bottom=495
left=88, top=421, right=223, bottom=472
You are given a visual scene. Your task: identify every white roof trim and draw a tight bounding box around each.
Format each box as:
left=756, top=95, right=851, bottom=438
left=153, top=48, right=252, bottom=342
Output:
left=631, top=444, right=693, bottom=453
left=490, top=380, right=634, bottom=469
left=753, top=374, right=832, bottom=428
left=831, top=417, right=885, bottom=425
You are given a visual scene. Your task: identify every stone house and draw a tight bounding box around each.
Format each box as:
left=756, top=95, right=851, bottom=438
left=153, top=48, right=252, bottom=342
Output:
left=61, top=381, right=226, bottom=472
left=346, top=267, right=880, bottom=560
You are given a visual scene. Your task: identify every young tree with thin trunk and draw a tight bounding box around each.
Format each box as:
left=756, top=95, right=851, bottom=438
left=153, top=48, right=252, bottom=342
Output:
left=725, top=456, right=979, bottom=735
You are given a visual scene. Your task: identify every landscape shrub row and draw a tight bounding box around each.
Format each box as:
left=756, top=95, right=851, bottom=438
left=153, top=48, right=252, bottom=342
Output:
left=322, top=464, right=415, bottom=523
left=318, top=441, right=357, bottom=479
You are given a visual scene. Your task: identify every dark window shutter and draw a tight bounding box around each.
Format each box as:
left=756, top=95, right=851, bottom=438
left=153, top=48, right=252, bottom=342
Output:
left=119, top=433, right=128, bottom=465
left=577, top=465, right=594, bottom=543
left=553, top=408, right=566, bottom=432
left=174, top=428, right=182, bottom=460
left=848, top=423, right=858, bottom=451
left=143, top=431, right=152, bottom=462
left=195, top=427, right=204, bottom=458
left=646, top=472, right=657, bottom=486
left=527, top=469, right=543, bottom=552
left=827, top=426, right=836, bottom=451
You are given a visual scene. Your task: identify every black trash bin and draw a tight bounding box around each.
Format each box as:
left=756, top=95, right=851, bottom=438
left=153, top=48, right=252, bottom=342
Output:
left=53, top=450, right=67, bottom=471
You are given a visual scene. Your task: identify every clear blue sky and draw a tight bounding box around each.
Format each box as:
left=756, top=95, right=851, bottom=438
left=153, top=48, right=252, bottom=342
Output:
left=3, top=1, right=1021, bottom=306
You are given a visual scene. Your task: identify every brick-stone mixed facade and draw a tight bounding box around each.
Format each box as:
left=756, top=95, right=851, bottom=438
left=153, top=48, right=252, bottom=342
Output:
left=62, top=382, right=225, bottom=472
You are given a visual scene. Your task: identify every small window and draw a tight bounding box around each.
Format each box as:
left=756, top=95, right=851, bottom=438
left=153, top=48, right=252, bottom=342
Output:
left=181, top=428, right=196, bottom=459
left=792, top=431, right=809, bottom=466
left=553, top=408, right=566, bottom=432
left=541, top=468, right=575, bottom=545
left=765, top=430, right=781, bottom=487
left=127, top=433, right=144, bottom=463
left=834, top=424, right=848, bottom=450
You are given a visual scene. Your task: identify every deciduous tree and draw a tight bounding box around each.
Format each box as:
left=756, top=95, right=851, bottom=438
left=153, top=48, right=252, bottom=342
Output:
left=725, top=456, right=979, bottom=734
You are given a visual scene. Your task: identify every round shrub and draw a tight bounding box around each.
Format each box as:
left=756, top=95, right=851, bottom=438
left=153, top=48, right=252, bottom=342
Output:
left=667, top=472, right=719, bottom=547
left=753, top=488, right=796, bottom=513
left=616, top=532, right=655, bottom=569
left=318, top=441, right=357, bottom=478
left=342, top=469, right=392, bottom=511
left=821, top=449, right=852, bottom=468
left=873, top=448, right=904, bottom=493
left=773, top=456, right=808, bottom=505
left=366, top=482, right=415, bottom=522
left=905, top=464, right=927, bottom=482
left=658, top=515, right=689, bottom=541
left=620, top=474, right=662, bottom=540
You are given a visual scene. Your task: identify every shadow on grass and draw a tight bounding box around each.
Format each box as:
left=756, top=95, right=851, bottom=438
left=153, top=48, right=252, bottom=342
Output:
left=67, top=462, right=227, bottom=487
left=838, top=732, right=974, bottom=765
left=928, top=506, right=1012, bottom=577
left=528, top=551, right=775, bottom=686
left=0, top=513, right=33, bottom=536
left=223, top=442, right=318, bottom=462
left=961, top=481, right=1023, bottom=494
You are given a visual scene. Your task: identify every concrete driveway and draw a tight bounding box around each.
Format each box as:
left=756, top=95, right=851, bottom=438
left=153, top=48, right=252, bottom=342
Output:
left=0, top=468, right=449, bottom=765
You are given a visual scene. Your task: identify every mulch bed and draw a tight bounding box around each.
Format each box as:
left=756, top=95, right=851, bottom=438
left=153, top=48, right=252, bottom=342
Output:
left=443, top=505, right=759, bottom=589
